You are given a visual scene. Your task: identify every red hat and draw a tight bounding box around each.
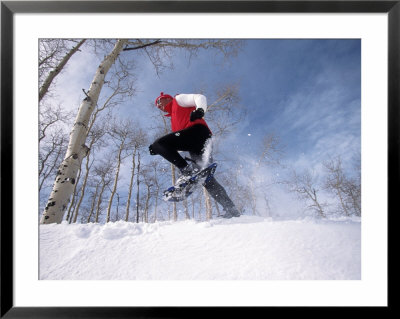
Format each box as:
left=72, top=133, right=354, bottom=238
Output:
left=155, top=92, right=173, bottom=107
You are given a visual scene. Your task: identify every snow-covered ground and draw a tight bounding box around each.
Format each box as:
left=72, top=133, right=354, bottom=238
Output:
left=39, top=215, right=361, bottom=280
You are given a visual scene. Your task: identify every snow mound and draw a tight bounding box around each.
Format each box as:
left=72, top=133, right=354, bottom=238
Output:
left=39, top=215, right=361, bottom=280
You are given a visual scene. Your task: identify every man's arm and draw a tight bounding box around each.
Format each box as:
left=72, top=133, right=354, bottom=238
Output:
left=175, top=94, right=208, bottom=113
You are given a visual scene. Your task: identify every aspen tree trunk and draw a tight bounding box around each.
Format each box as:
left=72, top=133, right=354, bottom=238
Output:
left=39, top=39, right=86, bottom=101
left=144, top=184, right=151, bottom=223
left=183, top=199, right=190, bottom=219
left=125, top=150, right=136, bottom=221
left=72, top=146, right=93, bottom=223
left=87, top=184, right=99, bottom=223
left=249, top=179, right=257, bottom=215
left=65, top=168, right=81, bottom=222
left=198, top=206, right=203, bottom=221
left=136, top=153, right=141, bottom=223
left=203, top=188, right=212, bottom=220
left=95, top=179, right=108, bottom=223
left=40, top=39, right=127, bottom=224
left=313, top=190, right=326, bottom=218
left=115, top=193, right=120, bottom=221
left=106, top=141, right=124, bottom=223
left=171, top=164, right=177, bottom=221
left=191, top=197, right=195, bottom=219
left=149, top=163, right=160, bottom=221
left=198, top=196, right=203, bottom=221
left=153, top=176, right=159, bottom=221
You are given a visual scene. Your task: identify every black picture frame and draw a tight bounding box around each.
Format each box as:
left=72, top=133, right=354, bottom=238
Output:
left=1, top=1, right=396, bottom=317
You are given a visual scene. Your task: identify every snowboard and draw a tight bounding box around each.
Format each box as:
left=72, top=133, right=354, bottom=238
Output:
left=163, top=163, right=217, bottom=202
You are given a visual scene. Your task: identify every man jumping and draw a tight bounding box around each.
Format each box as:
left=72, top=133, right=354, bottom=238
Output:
left=149, top=92, right=240, bottom=219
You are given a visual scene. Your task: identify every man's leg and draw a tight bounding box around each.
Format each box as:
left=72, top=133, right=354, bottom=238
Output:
left=189, top=153, right=240, bottom=218
left=149, top=131, right=188, bottom=169
left=150, top=124, right=212, bottom=172
left=203, top=177, right=240, bottom=218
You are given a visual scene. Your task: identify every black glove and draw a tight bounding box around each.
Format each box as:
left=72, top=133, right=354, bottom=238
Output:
left=190, top=108, right=205, bottom=122
left=149, top=145, right=156, bottom=155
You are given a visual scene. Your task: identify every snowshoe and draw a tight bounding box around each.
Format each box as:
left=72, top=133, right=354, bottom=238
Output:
left=163, top=163, right=217, bottom=202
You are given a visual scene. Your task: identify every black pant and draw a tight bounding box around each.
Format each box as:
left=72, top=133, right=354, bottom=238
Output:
left=150, top=124, right=236, bottom=211
left=150, top=124, right=212, bottom=169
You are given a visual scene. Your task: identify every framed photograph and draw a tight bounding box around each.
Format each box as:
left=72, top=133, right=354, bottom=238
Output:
left=1, top=0, right=396, bottom=317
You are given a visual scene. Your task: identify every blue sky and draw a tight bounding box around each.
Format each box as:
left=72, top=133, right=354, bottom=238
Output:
left=121, top=39, right=361, bottom=174
left=55, top=38, right=361, bottom=174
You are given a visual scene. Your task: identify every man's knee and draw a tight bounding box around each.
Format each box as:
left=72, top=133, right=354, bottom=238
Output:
left=149, top=139, right=164, bottom=155
left=149, top=144, right=157, bottom=155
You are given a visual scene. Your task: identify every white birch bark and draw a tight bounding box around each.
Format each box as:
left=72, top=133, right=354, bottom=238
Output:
left=183, top=199, right=190, bottom=220
left=125, top=150, right=136, bottom=222
left=171, top=164, right=177, bottom=221
left=152, top=163, right=160, bottom=222
left=106, top=141, right=124, bottom=223
left=95, top=180, right=108, bottom=223
left=87, top=184, right=99, bottom=223
left=191, top=196, right=195, bottom=219
left=72, top=143, right=93, bottom=223
left=136, top=153, right=141, bottom=223
left=66, top=168, right=82, bottom=223
left=40, top=39, right=127, bottom=224
left=203, top=187, right=212, bottom=220
left=144, top=184, right=151, bottom=223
